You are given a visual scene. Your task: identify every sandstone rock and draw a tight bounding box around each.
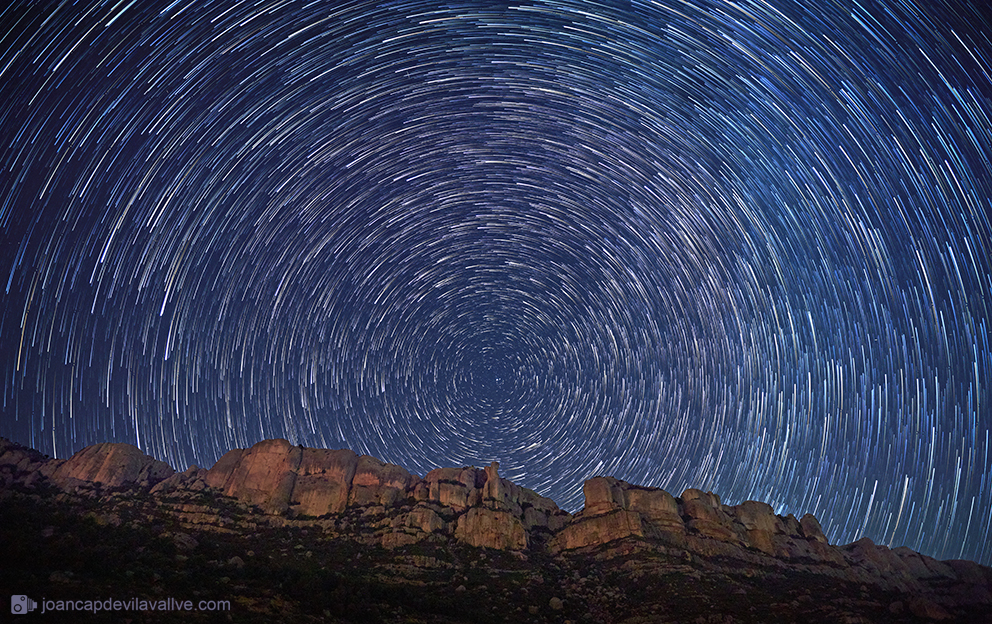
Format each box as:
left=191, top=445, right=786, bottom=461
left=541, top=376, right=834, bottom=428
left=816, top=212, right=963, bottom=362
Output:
left=151, top=465, right=209, bottom=494
left=943, top=559, right=992, bottom=605
left=681, top=488, right=721, bottom=508
left=395, top=504, right=446, bottom=534
left=203, top=448, right=246, bottom=489
left=292, top=448, right=358, bottom=516
left=473, top=462, right=569, bottom=539
left=0, top=444, right=44, bottom=474
left=205, top=439, right=302, bottom=513
left=734, top=500, right=777, bottom=533
left=201, top=442, right=366, bottom=516
left=484, top=462, right=503, bottom=503
left=6, top=435, right=992, bottom=624
left=800, top=513, right=828, bottom=543
left=382, top=531, right=421, bottom=549
left=918, top=553, right=955, bottom=579
left=523, top=506, right=549, bottom=530
left=552, top=478, right=691, bottom=552
left=583, top=477, right=628, bottom=516
left=945, top=558, right=988, bottom=584
left=732, top=500, right=777, bottom=554
left=842, top=537, right=913, bottom=580
left=891, top=546, right=942, bottom=579
left=551, top=510, right=644, bottom=552
left=0, top=441, right=60, bottom=490
left=425, top=466, right=484, bottom=509
left=626, top=487, right=684, bottom=533
left=455, top=507, right=528, bottom=550
left=777, top=513, right=803, bottom=538
left=50, top=443, right=174, bottom=489
left=681, top=489, right=740, bottom=543
left=349, top=455, right=415, bottom=507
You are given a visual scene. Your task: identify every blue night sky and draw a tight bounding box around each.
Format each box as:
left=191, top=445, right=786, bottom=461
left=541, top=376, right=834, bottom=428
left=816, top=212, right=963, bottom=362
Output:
left=1, top=0, right=990, bottom=565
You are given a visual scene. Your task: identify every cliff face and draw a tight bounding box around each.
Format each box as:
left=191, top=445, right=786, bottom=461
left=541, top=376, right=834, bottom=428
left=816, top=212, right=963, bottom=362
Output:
left=2, top=436, right=990, bottom=622
left=155, top=438, right=569, bottom=551
left=552, top=476, right=835, bottom=561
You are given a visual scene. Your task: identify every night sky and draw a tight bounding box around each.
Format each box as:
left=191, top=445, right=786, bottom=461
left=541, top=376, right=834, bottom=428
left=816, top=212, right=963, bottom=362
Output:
left=2, top=0, right=991, bottom=565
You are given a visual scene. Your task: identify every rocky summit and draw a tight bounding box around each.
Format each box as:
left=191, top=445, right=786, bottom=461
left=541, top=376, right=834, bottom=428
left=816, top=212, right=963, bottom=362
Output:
left=1, top=438, right=990, bottom=623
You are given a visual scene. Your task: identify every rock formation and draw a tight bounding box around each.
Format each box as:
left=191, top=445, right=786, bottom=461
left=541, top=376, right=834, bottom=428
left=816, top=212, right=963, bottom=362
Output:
left=48, top=442, right=174, bottom=489
left=547, top=476, right=836, bottom=563
left=2, top=436, right=990, bottom=623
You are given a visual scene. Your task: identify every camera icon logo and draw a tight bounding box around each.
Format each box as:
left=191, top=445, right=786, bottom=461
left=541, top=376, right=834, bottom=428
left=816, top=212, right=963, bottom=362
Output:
left=11, top=595, right=37, bottom=615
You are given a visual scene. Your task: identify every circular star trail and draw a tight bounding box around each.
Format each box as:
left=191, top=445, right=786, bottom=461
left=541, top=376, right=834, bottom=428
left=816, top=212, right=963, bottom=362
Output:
left=2, top=0, right=991, bottom=564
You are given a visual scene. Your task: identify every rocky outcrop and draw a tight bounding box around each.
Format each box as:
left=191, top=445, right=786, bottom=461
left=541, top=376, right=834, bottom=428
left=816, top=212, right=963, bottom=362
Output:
left=205, top=439, right=302, bottom=513
left=349, top=454, right=416, bottom=507
left=202, top=440, right=408, bottom=516
left=681, top=488, right=739, bottom=542
left=183, top=441, right=565, bottom=550
left=455, top=507, right=528, bottom=550
left=423, top=466, right=485, bottom=509
left=549, top=477, right=843, bottom=566
left=293, top=448, right=359, bottom=515
left=0, top=439, right=63, bottom=488
left=0, top=439, right=174, bottom=491
left=150, top=464, right=210, bottom=494
left=49, top=443, right=174, bottom=489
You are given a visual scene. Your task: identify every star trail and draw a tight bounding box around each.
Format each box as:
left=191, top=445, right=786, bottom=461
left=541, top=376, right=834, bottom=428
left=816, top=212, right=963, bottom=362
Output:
left=2, top=0, right=991, bottom=565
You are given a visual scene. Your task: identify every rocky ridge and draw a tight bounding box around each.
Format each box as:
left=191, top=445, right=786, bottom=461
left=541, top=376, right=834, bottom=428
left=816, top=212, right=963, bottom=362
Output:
left=2, top=436, right=990, bottom=623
